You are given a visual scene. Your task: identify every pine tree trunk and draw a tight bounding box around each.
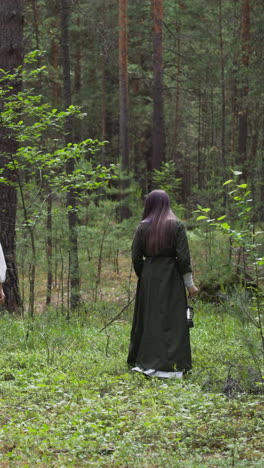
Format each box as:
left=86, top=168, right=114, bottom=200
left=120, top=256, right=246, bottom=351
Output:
left=218, top=0, right=226, bottom=179
left=152, top=0, right=165, bottom=170
left=73, top=9, right=82, bottom=142
left=238, top=0, right=250, bottom=179
left=101, top=58, right=107, bottom=161
left=197, top=90, right=202, bottom=190
left=59, top=0, right=80, bottom=310
left=172, top=13, right=182, bottom=162
left=118, top=0, right=131, bottom=219
left=45, top=18, right=60, bottom=307
left=119, top=0, right=129, bottom=172
left=0, top=0, right=24, bottom=313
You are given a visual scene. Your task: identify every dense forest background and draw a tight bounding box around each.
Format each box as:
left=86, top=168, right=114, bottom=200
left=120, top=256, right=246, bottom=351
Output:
left=23, top=0, right=264, bottom=205
left=0, top=0, right=263, bottom=315
left=0, top=2, right=263, bottom=466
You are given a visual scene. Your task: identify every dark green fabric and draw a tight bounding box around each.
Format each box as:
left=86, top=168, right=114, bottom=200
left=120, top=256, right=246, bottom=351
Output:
left=127, top=221, right=192, bottom=372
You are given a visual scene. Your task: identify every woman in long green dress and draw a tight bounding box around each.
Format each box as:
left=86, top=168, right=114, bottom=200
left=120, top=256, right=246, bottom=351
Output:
left=127, top=190, right=198, bottom=378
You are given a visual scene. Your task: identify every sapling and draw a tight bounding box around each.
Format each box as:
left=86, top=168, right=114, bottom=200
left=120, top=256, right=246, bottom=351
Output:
left=0, top=57, right=116, bottom=316
left=195, top=171, right=264, bottom=360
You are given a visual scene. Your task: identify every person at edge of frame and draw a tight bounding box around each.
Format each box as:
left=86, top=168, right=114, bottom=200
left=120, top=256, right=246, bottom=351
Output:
left=0, top=242, right=6, bottom=304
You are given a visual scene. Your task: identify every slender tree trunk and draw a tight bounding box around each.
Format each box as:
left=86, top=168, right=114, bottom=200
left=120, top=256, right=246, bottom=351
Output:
left=118, top=0, right=131, bottom=219
left=237, top=0, right=250, bottom=179
left=260, top=143, right=264, bottom=221
left=31, top=0, right=42, bottom=91
left=218, top=0, right=226, bottom=180
left=100, top=9, right=107, bottom=153
left=172, top=13, right=182, bottom=162
left=197, top=90, right=202, bottom=190
left=46, top=192, right=53, bottom=306
left=59, top=0, right=80, bottom=310
left=74, top=17, right=82, bottom=96
left=0, top=0, right=24, bottom=313
left=231, top=64, right=238, bottom=155
left=73, top=9, right=82, bottom=142
left=152, top=0, right=165, bottom=170
left=119, top=0, right=129, bottom=172
left=249, top=101, right=262, bottom=220
left=101, top=58, right=107, bottom=161
left=31, top=0, right=40, bottom=50
left=50, top=35, right=60, bottom=107
left=45, top=18, right=60, bottom=307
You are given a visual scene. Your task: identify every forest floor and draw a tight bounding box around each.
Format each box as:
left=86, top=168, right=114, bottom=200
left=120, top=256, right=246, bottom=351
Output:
left=0, top=242, right=263, bottom=467
left=0, top=299, right=263, bottom=467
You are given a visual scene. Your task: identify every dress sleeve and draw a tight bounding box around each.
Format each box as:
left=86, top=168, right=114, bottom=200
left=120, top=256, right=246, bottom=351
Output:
left=0, top=243, right=7, bottom=283
left=175, top=222, right=192, bottom=276
left=131, top=225, right=144, bottom=278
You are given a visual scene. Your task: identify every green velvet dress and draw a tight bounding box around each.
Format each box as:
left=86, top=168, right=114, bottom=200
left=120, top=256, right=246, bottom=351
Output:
left=127, top=220, right=192, bottom=373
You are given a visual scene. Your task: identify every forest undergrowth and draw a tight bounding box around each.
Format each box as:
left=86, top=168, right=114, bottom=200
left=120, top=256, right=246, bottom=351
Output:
left=0, top=296, right=263, bottom=467
left=1, top=195, right=264, bottom=467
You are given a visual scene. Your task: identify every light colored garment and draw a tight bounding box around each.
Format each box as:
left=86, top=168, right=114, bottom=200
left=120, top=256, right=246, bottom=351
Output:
left=183, top=272, right=194, bottom=287
left=132, top=367, right=183, bottom=379
left=0, top=243, right=7, bottom=283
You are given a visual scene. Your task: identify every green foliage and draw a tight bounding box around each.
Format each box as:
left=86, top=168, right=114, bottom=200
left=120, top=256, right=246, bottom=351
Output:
left=152, top=160, right=181, bottom=199
left=152, top=160, right=185, bottom=218
left=195, top=172, right=264, bottom=355
left=0, top=62, right=116, bottom=198
left=0, top=57, right=118, bottom=314
left=0, top=306, right=263, bottom=466
left=195, top=172, right=264, bottom=274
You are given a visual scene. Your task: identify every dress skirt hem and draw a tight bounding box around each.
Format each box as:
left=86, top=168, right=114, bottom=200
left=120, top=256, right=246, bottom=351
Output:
left=131, top=366, right=183, bottom=379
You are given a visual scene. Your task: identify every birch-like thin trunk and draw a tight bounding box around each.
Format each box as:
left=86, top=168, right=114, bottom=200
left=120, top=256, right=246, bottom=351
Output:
left=59, top=0, right=80, bottom=310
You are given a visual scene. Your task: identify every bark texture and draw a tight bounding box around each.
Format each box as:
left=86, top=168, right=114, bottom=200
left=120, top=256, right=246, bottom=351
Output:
left=152, top=0, right=165, bottom=170
left=238, top=0, right=250, bottom=179
left=0, top=0, right=24, bottom=313
left=118, top=0, right=131, bottom=219
left=119, top=0, right=129, bottom=172
left=59, top=0, right=80, bottom=310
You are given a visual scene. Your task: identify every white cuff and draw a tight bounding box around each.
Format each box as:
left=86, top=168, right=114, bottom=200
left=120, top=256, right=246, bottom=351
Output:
left=0, top=243, right=7, bottom=283
left=183, top=272, right=194, bottom=288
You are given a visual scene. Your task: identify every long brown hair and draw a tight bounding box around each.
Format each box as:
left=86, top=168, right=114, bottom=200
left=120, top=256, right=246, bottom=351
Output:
left=141, top=190, right=176, bottom=254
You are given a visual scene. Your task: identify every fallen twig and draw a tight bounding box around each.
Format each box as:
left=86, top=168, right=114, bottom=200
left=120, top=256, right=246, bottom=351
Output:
left=98, top=296, right=135, bottom=334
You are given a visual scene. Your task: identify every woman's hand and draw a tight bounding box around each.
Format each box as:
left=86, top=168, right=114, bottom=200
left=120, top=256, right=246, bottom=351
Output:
left=0, top=284, right=5, bottom=304
left=187, top=285, right=198, bottom=297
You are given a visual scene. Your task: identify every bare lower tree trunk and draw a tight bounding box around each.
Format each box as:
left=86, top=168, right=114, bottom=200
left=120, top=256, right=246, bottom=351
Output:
left=230, top=0, right=240, bottom=158
left=218, top=0, right=226, bottom=179
left=31, top=0, right=40, bottom=50
left=237, top=0, right=251, bottom=179
left=119, top=0, right=129, bottom=172
left=152, top=0, right=165, bottom=170
left=197, top=89, right=202, bottom=190
left=46, top=192, right=53, bottom=306
left=172, top=8, right=182, bottom=162
left=73, top=5, right=82, bottom=142
left=59, top=0, right=80, bottom=310
left=118, top=0, right=131, bottom=219
left=101, top=58, right=107, bottom=161
left=0, top=0, right=24, bottom=313
left=260, top=141, right=264, bottom=221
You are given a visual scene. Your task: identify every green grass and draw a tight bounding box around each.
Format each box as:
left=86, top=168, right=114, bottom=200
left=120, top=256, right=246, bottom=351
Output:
left=0, top=304, right=263, bottom=467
